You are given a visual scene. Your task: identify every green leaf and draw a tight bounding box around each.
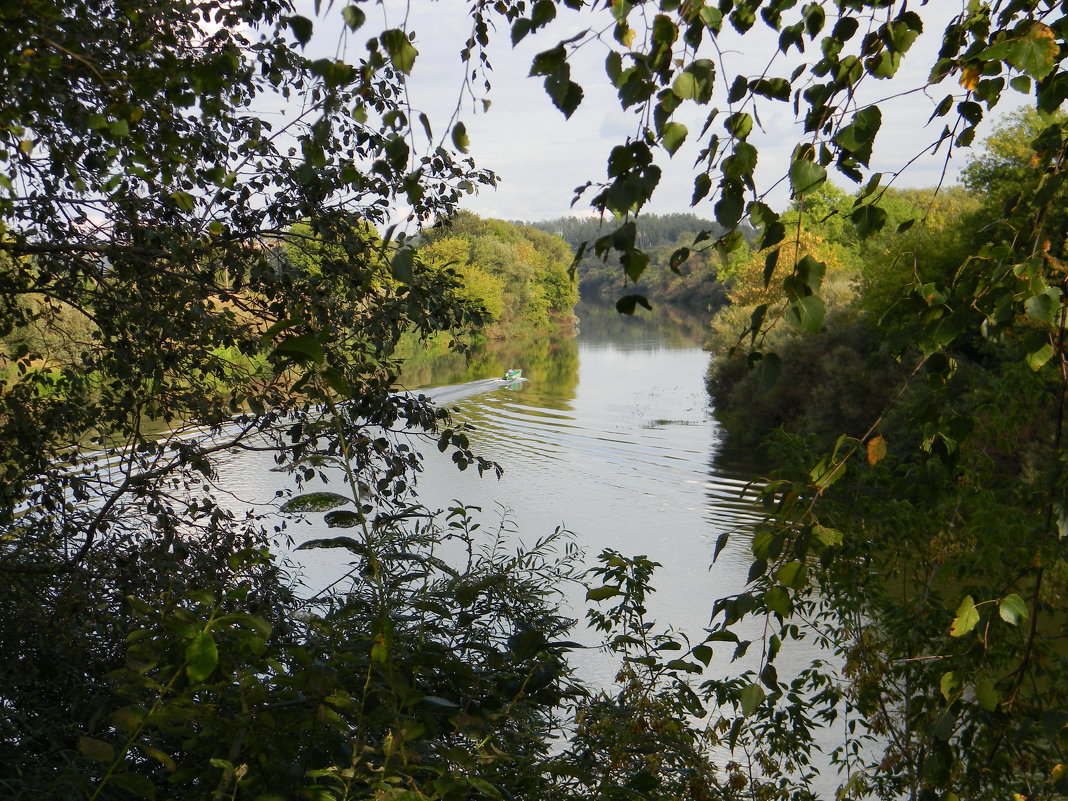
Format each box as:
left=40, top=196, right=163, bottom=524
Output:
left=621, top=249, right=649, bottom=282
left=764, top=585, right=790, bottom=616
left=545, top=74, right=583, bottom=118
left=775, top=561, right=805, bottom=589
left=940, top=670, right=962, bottom=700
left=272, top=333, right=324, bottom=365
left=691, top=173, right=712, bottom=205
left=511, top=17, right=533, bottom=45
left=451, top=122, right=470, bottom=154
left=78, top=736, right=115, bottom=763
left=586, top=585, right=621, bottom=601
left=615, top=293, right=652, bottom=315
left=786, top=294, right=825, bottom=334
left=975, top=678, right=998, bottom=712
left=850, top=204, right=887, bottom=238
left=110, top=706, right=145, bottom=733
left=391, top=248, right=415, bottom=284
left=724, top=112, right=752, bottom=139
left=1009, top=75, right=1031, bottom=94
left=281, top=492, right=352, bottom=512
left=170, top=191, right=194, bottom=212
left=814, top=525, right=842, bottom=547
left=467, top=777, right=502, bottom=799
left=110, top=773, right=157, bottom=800
left=141, top=744, right=177, bottom=772
left=751, top=77, right=790, bottom=100
left=672, top=71, right=698, bottom=99
left=295, top=536, right=366, bottom=553
left=999, top=593, right=1028, bottom=625
left=727, top=74, right=747, bottom=102
left=381, top=29, right=418, bottom=74
left=185, top=631, right=218, bottom=684
left=714, top=186, right=744, bottom=228
left=324, top=510, right=362, bottom=528
left=1007, top=23, right=1058, bottom=80
left=288, top=15, right=313, bottom=47
left=835, top=106, right=882, bottom=160
left=789, top=158, right=827, bottom=194
left=666, top=658, right=703, bottom=673
left=950, top=595, right=979, bottom=637
left=661, top=122, right=687, bottom=155
left=420, top=695, right=460, bottom=709
left=739, top=682, right=765, bottom=716
left=1028, top=342, right=1054, bottom=371
left=530, top=45, right=566, bottom=76
left=1025, top=288, right=1061, bottom=324
left=341, top=5, right=365, bottom=30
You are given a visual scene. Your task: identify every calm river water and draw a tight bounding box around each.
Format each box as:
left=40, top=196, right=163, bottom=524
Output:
left=214, top=301, right=824, bottom=679
left=213, top=300, right=848, bottom=791
left=403, top=303, right=768, bottom=653
left=217, top=303, right=829, bottom=677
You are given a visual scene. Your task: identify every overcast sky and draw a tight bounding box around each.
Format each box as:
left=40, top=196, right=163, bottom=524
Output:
left=311, top=1, right=1022, bottom=223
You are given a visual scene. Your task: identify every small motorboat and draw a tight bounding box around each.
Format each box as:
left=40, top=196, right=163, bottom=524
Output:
left=502, top=368, right=522, bottom=382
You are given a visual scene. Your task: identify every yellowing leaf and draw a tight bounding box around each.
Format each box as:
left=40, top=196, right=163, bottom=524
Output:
left=867, top=434, right=887, bottom=465
left=940, top=670, right=962, bottom=700
left=950, top=595, right=979, bottom=637
left=1011, top=23, right=1058, bottom=80
left=959, top=68, right=980, bottom=91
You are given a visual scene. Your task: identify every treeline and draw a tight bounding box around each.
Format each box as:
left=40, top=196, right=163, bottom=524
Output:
left=523, top=213, right=742, bottom=311
left=418, top=211, right=578, bottom=336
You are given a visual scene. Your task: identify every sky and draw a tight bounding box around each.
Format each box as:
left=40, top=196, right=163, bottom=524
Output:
left=309, top=1, right=1023, bottom=223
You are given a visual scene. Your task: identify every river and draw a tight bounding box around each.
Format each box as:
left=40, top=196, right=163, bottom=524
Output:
left=218, top=302, right=831, bottom=677
left=212, top=300, right=849, bottom=792
left=400, top=302, right=768, bottom=670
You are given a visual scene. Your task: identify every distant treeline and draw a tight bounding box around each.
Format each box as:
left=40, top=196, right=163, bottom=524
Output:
left=521, top=213, right=751, bottom=311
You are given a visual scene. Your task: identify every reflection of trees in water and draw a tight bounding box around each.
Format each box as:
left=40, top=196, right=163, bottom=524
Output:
left=575, top=301, right=709, bottom=349
left=397, top=328, right=579, bottom=406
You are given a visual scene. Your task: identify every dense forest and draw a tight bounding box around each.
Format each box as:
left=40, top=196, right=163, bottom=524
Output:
left=418, top=212, right=579, bottom=335
left=3, top=1, right=1068, bottom=800
left=705, top=107, right=1068, bottom=800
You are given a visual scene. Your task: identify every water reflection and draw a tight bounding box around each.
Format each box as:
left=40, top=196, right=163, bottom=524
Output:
left=398, top=327, right=580, bottom=406
left=404, top=303, right=769, bottom=661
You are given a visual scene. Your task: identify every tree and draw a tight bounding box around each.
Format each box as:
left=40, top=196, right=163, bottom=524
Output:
left=420, top=212, right=579, bottom=332
left=0, top=1, right=557, bottom=797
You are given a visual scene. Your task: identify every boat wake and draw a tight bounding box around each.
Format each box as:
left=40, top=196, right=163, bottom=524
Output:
left=415, top=377, right=527, bottom=407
